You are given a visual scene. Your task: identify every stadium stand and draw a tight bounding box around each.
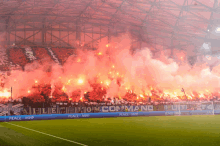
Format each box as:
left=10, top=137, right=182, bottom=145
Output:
left=32, top=48, right=53, bottom=62
left=8, top=48, right=29, bottom=67
left=0, top=47, right=9, bottom=67
left=51, top=48, right=74, bottom=64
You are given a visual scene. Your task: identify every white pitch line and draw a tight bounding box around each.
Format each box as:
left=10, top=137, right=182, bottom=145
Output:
left=5, top=122, right=88, bottom=146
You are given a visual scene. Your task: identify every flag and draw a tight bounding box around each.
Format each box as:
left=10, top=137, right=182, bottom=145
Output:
left=11, top=87, right=12, bottom=100
left=181, top=88, right=185, bottom=92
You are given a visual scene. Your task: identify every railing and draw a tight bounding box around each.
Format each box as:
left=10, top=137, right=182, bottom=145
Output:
left=1, top=101, right=220, bottom=116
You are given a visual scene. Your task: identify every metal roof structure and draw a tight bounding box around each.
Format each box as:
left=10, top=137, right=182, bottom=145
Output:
left=0, top=0, right=219, bottom=56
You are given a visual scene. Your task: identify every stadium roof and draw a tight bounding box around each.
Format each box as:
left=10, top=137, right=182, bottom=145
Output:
left=0, top=0, right=219, bottom=55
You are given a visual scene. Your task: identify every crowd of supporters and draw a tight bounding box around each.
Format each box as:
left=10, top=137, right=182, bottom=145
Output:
left=0, top=84, right=219, bottom=109
left=1, top=47, right=220, bottom=108
left=0, top=72, right=219, bottom=109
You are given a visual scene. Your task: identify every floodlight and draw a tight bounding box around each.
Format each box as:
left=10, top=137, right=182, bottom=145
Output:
left=215, top=27, right=220, bottom=33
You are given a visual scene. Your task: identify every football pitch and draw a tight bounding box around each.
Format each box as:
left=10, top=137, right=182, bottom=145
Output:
left=1, top=116, right=220, bottom=146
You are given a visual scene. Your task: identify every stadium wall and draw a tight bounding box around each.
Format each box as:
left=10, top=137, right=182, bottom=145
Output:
left=1, top=104, right=220, bottom=115
left=20, top=104, right=220, bottom=114
left=1, top=110, right=220, bottom=122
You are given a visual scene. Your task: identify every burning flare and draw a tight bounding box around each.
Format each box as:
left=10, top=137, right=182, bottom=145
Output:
left=0, top=35, right=219, bottom=103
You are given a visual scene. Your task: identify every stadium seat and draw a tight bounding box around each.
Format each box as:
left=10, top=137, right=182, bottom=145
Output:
left=9, top=48, right=28, bottom=66
left=32, top=48, right=53, bottom=62
left=51, top=48, right=74, bottom=64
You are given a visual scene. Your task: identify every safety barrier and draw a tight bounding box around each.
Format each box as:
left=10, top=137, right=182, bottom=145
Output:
left=1, top=110, right=220, bottom=122
left=0, top=111, right=164, bottom=122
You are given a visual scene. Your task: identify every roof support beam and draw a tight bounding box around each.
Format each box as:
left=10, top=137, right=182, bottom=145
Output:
left=170, top=0, right=188, bottom=57
left=205, top=0, right=219, bottom=40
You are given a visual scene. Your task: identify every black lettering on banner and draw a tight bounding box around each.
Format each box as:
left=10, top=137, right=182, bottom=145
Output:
left=86, top=107, right=92, bottom=113
left=102, top=106, right=109, bottom=112
left=41, top=108, right=47, bottom=114
left=51, top=108, right=56, bottom=114
left=115, top=106, right=121, bottom=112
left=32, top=108, right=36, bottom=115
left=81, top=107, right=86, bottom=113
left=94, top=107, right=100, bottom=112
left=109, top=106, right=115, bottom=112
left=141, top=105, right=147, bottom=111
left=133, top=106, right=139, bottom=112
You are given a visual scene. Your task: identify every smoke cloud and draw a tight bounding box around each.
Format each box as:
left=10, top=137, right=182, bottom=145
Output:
left=1, top=33, right=220, bottom=101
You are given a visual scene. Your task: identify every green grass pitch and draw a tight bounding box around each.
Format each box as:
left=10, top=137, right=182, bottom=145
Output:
left=0, top=115, right=220, bottom=146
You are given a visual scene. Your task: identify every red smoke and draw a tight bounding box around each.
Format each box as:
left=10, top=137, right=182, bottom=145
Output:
left=0, top=34, right=220, bottom=102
